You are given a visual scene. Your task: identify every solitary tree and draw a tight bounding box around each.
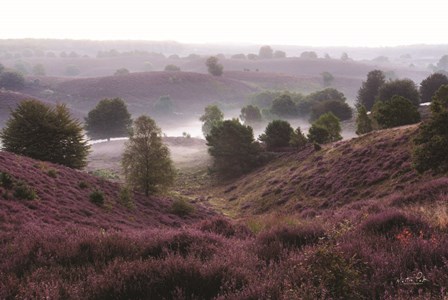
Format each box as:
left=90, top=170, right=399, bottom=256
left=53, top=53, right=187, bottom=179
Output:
left=270, top=94, right=298, bottom=118
left=240, top=105, right=262, bottom=124
left=122, top=116, right=175, bottom=196
left=85, top=98, right=132, bottom=141
left=308, top=112, right=342, bottom=144
left=259, top=120, right=294, bottom=150
left=200, top=105, right=224, bottom=137
left=206, top=56, right=224, bottom=76
left=0, top=100, right=89, bottom=169
left=356, top=70, right=386, bottom=110
left=413, top=85, right=448, bottom=173
left=321, top=72, right=334, bottom=87
left=259, top=46, right=274, bottom=59
left=377, top=79, right=420, bottom=106
left=372, top=95, right=420, bottom=129
left=419, top=73, right=448, bottom=103
left=206, top=119, right=260, bottom=177
left=355, top=105, right=373, bottom=135
left=153, top=95, right=174, bottom=115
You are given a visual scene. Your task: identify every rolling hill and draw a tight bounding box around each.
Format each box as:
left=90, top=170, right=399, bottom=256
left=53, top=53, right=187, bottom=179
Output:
left=208, top=125, right=447, bottom=217
left=0, top=151, right=213, bottom=232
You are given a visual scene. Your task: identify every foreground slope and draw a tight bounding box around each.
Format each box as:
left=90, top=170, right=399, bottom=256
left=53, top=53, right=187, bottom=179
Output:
left=0, top=151, right=212, bottom=232
left=211, top=125, right=448, bottom=216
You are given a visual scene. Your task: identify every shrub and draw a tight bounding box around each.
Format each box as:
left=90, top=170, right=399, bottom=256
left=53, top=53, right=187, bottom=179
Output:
left=119, top=186, right=134, bottom=209
left=361, top=211, right=429, bottom=237
left=355, top=104, right=373, bottom=135
left=0, top=172, right=14, bottom=189
left=171, top=198, right=194, bottom=217
left=197, top=217, right=236, bottom=237
left=47, top=169, right=57, bottom=178
left=90, top=190, right=105, bottom=206
left=78, top=181, right=88, bottom=189
left=255, top=224, right=325, bottom=261
left=308, top=112, right=342, bottom=144
left=13, top=181, right=36, bottom=200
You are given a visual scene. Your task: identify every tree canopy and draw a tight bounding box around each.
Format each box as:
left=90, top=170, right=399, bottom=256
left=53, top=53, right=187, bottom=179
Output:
left=85, top=98, right=132, bottom=140
left=206, top=56, right=224, bottom=76
left=355, top=105, right=373, bottom=135
left=377, top=79, right=420, bottom=106
left=0, top=100, right=89, bottom=169
left=419, top=73, right=448, bottom=103
left=259, top=120, right=293, bottom=150
left=270, top=94, right=298, bottom=118
left=153, top=95, right=174, bottom=115
left=356, top=70, right=386, bottom=110
left=307, top=112, right=342, bottom=144
left=372, top=95, right=420, bottom=129
left=206, top=119, right=261, bottom=177
left=200, top=105, right=224, bottom=137
left=240, top=105, right=262, bottom=124
left=122, top=115, right=175, bottom=196
left=258, top=46, right=274, bottom=59
left=413, top=84, right=448, bottom=174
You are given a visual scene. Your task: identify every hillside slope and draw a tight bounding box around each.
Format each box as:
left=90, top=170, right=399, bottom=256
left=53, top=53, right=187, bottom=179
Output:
left=210, top=125, right=448, bottom=216
left=0, top=151, right=213, bottom=232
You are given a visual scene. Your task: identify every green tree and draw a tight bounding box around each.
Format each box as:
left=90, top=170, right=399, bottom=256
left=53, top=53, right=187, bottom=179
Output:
left=206, top=119, right=260, bottom=176
left=308, top=112, right=342, bottom=144
left=200, top=105, right=224, bottom=137
left=321, top=72, right=334, bottom=87
left=32, top=64, right=46, bottom=76
left=240, top=105, right=262, bottom=124
left=310, top=100, right=352, bottom=121
left=0, top=70, right=25, bottom=90
left=289, top=127, right=308, bottom=149
left=85, top=98, right=132, bottom=140
left=413, top=85, right=448, bottom=173
left=122, top=116, right=175, bottom=196
left=114, top=68, right=130, bottom=76
left=258, top=45, right=274, bottom=59
left=306, top=88, right=346, bottom=103
left=300, top=51, right=318, bottom=59
left=356, top=70, right=386, bottom=110
left=372, top=95, right=420, bottom=129
left=436, top=55, right=448, bottom=71
left=419, top=73, right=448, bottom=103
left=377, top=79, right=420, bottom=106
left=206, top=56, right=224, bottom=76
left=259, top=120, right=294, bottom=150
left=0, top=100, right=89, bottom=169
left=153, top=95, right=174, bottom=115
left=355, top=105, right=373, bottom=135
left=270, top=94, right=298, bottom=118
left=164, top=64, right=180, bottom=71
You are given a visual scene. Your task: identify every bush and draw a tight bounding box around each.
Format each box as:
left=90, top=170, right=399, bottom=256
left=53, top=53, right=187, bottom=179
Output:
left=119, top=186, right=134, bottom=209
left=46, top=169, right=57, bottom=178
left=197, top=217, right=236, bottom=237
left=171, top=198, right=194, bottom=217
left=13, top=181, right=36, bottom=200
left=308, top=112, right=342, bottom=144
left=78, top=181, right=88, bottom=189
left=361, top=210, right=428, bottom=237
left=0, top=172, right=14, bottom=189
left=90, top=190, right=105, bottom=206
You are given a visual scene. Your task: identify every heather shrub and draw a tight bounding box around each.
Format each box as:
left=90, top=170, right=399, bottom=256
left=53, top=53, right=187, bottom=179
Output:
left=197, top=216, right=237, bottom=238
left=89, top=190, right=105, bottom=206
left=0, top=172, right=14, bottom=189
left=255, top=224, right=325, bottom=261
left=170, top=198, right=194, bottom=217
left=13, top=181, right=36, bottom=200
left=361, top=211, right=429, bottom=237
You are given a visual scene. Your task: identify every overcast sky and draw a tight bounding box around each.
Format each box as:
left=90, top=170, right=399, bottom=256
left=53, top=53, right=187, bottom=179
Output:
left=1, top=0, right=447, bottom=46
